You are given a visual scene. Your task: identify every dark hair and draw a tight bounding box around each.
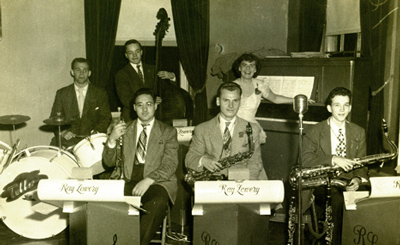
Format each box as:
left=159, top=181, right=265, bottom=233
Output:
left=133, top=88, right=156, bottom=104
left=71, top=58, right=90, bottom=70
left=124, top=39, right=143, bottom=52
left=325, top=87, right=352, bottom=106
left=217, top=82, right=242, bottom=98
left=232, top=53, right=262, bottom=78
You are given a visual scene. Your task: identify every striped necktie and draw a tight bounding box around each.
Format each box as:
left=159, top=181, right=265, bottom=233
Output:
left=336, top=128, right=346, bottom=157
left=223, top=122, right=232, bottom=156
left=136, top=64, right=144, bottom=83
left=135, top=124, right=148, bottom=165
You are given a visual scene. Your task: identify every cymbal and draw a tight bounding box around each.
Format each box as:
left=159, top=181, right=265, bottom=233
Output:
left=0, top=115, right=31, bottom=125
left=43, top=116, right=70, bottom=126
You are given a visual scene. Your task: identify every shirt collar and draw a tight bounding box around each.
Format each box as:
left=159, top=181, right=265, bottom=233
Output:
left=137, top=118, right=155, bottom=129
left=74, top=83, right=89, bottom=92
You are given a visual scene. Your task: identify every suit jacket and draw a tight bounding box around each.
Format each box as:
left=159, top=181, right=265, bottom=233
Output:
left=102, top=119, right=179, bottom=203
left=185, top=115, right=267, bottom=180
left=50, top=83, right=111, bottom=147
left=115, top=63, right=156, bottom=122
left=301, top=119, right=368, bottom=211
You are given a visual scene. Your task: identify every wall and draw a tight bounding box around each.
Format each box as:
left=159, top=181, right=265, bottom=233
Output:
left=0, top=0, right=85, bottom=147
left=116, top=0, right=175, bottom=46
left=207, top=0, right=289, bottom=108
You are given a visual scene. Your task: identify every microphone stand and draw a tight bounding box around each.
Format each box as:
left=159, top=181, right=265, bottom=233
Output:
left=297, top=112, right=304, bottom=245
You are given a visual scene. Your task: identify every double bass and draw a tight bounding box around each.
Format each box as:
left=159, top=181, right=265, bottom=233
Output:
left=153, top=8, right=193, bottom=125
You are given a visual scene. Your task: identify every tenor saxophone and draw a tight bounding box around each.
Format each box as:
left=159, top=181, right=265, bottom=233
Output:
left=184, top=123, right=254, bottom=185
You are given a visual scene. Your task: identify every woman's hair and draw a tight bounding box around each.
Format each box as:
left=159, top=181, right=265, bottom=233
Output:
left=232, top=53, right=261, bottom=78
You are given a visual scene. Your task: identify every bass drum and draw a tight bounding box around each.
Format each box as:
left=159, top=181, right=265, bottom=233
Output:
left=0, top=146, right=80, bottom=239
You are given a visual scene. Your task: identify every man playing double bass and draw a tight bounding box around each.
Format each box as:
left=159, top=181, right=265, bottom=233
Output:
left=115, top=39, right=176, bottom=123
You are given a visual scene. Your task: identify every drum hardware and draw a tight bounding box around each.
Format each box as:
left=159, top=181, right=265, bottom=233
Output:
left=0, top=139, right=20, bottom=174
left=43, top=112, right=70, bottom=150
left=0, top=114, right=30, bottom=145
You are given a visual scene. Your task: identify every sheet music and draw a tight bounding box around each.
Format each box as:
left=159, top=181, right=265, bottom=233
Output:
left=258, top=76, right=314, bottom=99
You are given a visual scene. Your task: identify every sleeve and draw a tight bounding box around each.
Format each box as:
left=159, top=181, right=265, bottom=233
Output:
left=50, top=90, right=64, bottom=118
left=115, top=71, right=135, bottom=109
left=244, top=124, right=264, bottom=180
left=93, top=89, right=111, bottom=133
left=185, top=126, right=208, bottom=172
left=146, top=127, right=179, bottom=182
left=102, top=141, right=118, bottom=168
left=353, top=128, right=368, bottom=179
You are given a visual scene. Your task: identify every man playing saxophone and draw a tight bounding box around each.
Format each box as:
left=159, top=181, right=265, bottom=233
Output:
left=301, top=87, right=369, bottom=244
left=185, top=82, right=267, bottom=180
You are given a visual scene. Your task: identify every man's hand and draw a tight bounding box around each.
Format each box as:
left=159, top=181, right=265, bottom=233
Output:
left=157, top=71, right=175, bottom=80
left=201, top=156, right=223, bottom=172
left=108, top=121, right=127, bottom=146
left=346, top=177, right=361, bottom=191
left=62, top=130, right=76, bottom=140
left=132, top=178, right=155, bottom=196
left=332, top=156, right=357, bottom=172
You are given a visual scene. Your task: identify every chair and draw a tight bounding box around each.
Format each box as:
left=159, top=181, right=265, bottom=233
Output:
left=150, top=205, right=171, bottom=245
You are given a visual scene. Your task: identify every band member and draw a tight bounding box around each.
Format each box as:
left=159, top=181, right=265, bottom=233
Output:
left=185, top=82, right=267, bottom=180
left=49, top=57, right=111, bottom=149
left=301, top=87, right=368, bottom=244
left=103, top=88, right=178, bottom=245
left=115, top=39, right=176, bottom=122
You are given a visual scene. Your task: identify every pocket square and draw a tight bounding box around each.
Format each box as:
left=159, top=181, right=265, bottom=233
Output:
left=95, top=107, right=99, bottom=110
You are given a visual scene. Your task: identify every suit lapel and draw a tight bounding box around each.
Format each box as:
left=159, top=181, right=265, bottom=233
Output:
left=67, top=84, right=80, bottom=118
left=81, top=84, right=91, bottom=116
left=320, top=120, right=332, bottom=155
left=145, top=120, right=161, bottom=165
left=124, top=121, right=138, bottom=177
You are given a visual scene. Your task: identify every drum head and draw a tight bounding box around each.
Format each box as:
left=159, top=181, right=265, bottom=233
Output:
left=0, top=155, right=74, bottom=239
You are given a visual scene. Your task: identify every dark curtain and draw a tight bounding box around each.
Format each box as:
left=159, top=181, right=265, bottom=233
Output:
left=171, top=0, right=210, bottom=125
left=84, top=0, right=121, bottom=89
left=299, top=0, right=327, bottom=52
left=360, top=1, right=389, bottom=155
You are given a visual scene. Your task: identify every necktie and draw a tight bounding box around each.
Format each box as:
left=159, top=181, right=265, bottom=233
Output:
left=135, top=124, right=148, bottom=165
left=78, top=88, right=85, bottom=117
left=336, top=128, right=346, bottom=157
left=223, top=122, right=232, bottom=156
left=137, top=65, right=144, bottom=83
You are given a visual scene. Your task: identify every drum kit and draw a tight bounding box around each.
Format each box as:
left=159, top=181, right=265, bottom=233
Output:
left=0, top=113, right=107, bottom=239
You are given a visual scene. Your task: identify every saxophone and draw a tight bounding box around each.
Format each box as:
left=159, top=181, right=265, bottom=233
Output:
left=289, top=119, right=398, bottom=189
left=184, top=123, right=254, bottom=185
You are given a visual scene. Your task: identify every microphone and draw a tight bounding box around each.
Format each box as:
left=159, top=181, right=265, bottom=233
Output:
left=293, top=94, right=308, bottom=115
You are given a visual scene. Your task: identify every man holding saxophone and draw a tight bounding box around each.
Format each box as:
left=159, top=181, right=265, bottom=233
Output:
left=185, top=82, right=267, bottom=180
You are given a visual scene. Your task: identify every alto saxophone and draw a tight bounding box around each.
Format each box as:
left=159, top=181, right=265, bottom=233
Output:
left=184, top=123, right=254, bottom=185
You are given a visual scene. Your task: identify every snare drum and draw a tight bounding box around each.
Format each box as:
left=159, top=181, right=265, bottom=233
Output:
left=73, top=133, right=107, bottom=175
left=0, top=146, right=79, bottom=239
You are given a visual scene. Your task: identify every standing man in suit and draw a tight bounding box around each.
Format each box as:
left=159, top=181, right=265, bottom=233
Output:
left=185, top=82, right=267, bottom=180
left=301, top=87, right=368, bottom=244
left=103, top=88, right=178, bottom=245
left=50, top=57, right=111, bottom=149
left=115, top=39, right=176, bottom=122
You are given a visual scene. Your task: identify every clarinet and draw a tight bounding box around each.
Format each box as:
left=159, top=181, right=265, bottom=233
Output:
left=110, top=110, right=125, bottom=180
